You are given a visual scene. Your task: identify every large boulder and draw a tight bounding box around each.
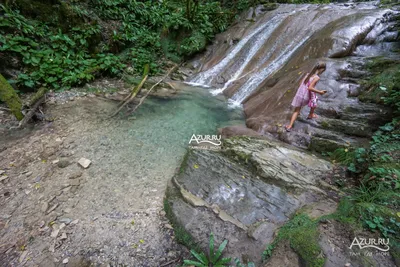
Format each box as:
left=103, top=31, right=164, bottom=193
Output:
left=165, top=136, right=336, bottom=264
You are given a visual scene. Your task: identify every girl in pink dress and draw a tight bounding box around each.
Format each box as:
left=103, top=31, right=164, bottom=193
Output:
left=285, top=62, right=327, bottom=132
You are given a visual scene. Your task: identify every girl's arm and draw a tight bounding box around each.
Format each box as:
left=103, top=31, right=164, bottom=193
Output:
left=307, top=76, right=326, bottom=95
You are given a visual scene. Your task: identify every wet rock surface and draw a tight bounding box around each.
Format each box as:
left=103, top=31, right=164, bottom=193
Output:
left=188, top=3, right=398, bottom=151
left=166, top=136, right=335, bottom=264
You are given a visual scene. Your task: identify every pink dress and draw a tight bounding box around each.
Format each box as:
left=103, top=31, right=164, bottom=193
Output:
left=291, top=75, right=318, bottom=108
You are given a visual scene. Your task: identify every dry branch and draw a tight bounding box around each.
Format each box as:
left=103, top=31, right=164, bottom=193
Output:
left=128, top=64, right=178, bottom=115
left=17, top=96, right=45, bottom=128
left=111, top=64, right=150, bottom=117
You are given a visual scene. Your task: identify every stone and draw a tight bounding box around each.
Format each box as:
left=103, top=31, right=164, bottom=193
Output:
left=69, top=179, right=80, bottom=186
left=59, top=218, right=72, bottom=225
left=78, top=158, right=91, bottom=169
left=0, top=176, right=9, bottom=182
left=52, top=159, right=60, bottom=164
left=60, top=233, right=67, bottom=240
left=46, top=204, right=59, bottom=214
left=62, top=258, right=69, bottom=264
left=50, top=229, right=60, bottom=238
left=0, top=170, right=5, bottom=175
left=57, top=159, right=71, bottom=168
left=25, top=171, right=33, bottom=177
left=63, top=208, right=72, bottom=214
left=42, top=202, right=49, bottom=213
left=67, top=171, right=82, bottom=179
left=71, top=219, right=79, bottom=225
left=164, top=224, right=173, bottom=230
left=19, top=250, right=28, bottom=263
left=247, top=221, right=277, bottom=244
left=48, top=243, right=55, bottom=253
left=159, top=210, right=166, bottom=217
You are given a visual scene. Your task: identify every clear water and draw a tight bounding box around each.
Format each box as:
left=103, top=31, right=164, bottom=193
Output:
left=100, top=84, right=245, bottom=180
left=72, top=82, right=245, bottom=211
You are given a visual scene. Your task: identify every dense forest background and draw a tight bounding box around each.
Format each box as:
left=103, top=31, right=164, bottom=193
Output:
left=2, top=0, right=390, bottom=93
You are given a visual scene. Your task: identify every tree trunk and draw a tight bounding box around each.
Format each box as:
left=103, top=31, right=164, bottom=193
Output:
left=0, top=74, right=24, bottom=120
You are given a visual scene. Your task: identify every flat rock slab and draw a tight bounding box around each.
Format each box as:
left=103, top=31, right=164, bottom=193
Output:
left=223, top=137, right=332, bottom=191
left=176, top=149, right=300, bottom=226
left=166, top=136, right=335, bottom=264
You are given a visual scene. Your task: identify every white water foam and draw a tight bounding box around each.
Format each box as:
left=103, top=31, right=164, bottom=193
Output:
left=230, top=35, right=311, bottom=105
left=190, top=18, right=280, bottom=85
left=183, top=81, right=211, bottom=88
left=217, top=15, right=286, bottom=93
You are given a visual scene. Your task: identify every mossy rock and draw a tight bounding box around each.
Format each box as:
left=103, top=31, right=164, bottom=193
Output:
left=263, top=3, right=278, bottom=11
left=267, top=214, right=325, bottom=267
left=309, top=137, right=346, bottom=153
left=0, top=74, right=23, bottom=120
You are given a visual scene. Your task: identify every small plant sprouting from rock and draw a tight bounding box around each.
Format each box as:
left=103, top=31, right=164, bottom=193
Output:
left=183, top=232, right=231, bottom=267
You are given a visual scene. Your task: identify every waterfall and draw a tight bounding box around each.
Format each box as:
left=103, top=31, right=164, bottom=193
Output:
left=189, top=3, right=388, bottom=107
left=230, top=35, right=311, bottom=105
left=190, top=15, right=285, bottom=85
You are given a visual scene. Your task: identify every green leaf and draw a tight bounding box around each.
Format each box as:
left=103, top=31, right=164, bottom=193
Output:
left=215, top=257, right=231, bottom=265
left=24, top=80, right=35, bottom=87
left=209, top=232, right=215, bottom=261
left=190, top=250, right=208, bottom=265
left=183, top=260, right=206, bottom=267
left=214, top=239, right=228, bottom=262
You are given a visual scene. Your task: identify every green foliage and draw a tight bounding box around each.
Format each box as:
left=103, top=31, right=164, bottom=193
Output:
left=183, top=232, right=231, bottom=267
left=0, top=4, right=125, bottom=90
left=327, top=59, right=400, bottom=261
left=359, top=57, right=400, bottom=108
left=263, top=214, right=325, bottom=267
left=0, top=0, right=238, bottom=92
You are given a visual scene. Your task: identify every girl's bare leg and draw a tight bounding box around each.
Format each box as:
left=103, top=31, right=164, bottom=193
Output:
left=287, top=107, right=301, bottom=129
left=307, top=107, right=317, bottom=119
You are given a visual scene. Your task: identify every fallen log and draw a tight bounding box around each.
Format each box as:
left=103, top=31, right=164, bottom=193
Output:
left=11, top=87, right=48, bottom=129
left=17, top=96, right=45, bottom=128
left=111, top=64, right=149, bottom=117
left=128, top=64, right=178, bottom=115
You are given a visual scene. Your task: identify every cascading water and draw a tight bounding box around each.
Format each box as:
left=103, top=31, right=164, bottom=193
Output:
left=209, top=15, right=286, bottom=95
left=188, top=3, right=391, bottom=109
left=229, top=35, right=311, bottom=105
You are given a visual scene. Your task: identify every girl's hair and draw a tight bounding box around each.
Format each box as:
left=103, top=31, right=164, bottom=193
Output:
left=304, top=62, right=326, bottom=85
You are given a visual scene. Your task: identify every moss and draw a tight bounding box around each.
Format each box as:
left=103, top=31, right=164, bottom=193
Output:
left=263, top=3, right=278, bottom=11
left=179, top=149, right=192, bottom=175
left=264, top=214, right=325, bottom=267
left=309, top=137, right=346, bottom=153
left=0, top=74, right=23, bottom=120
left=163, top=194, right=201, bottom=252
left=320, top=120, right=329, bottom=129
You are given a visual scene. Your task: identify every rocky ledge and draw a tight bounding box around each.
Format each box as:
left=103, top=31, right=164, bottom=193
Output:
left=165, top=136, right=338, bottom=264
left=165, top=136, right=397, bottom=266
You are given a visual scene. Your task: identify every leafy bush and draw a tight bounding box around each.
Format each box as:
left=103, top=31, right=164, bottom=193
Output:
left=328, top=57, right=400, bottom=261
left=0, top=0, right=237, bottom=92
left=0, top=4, right=125, bottom=90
